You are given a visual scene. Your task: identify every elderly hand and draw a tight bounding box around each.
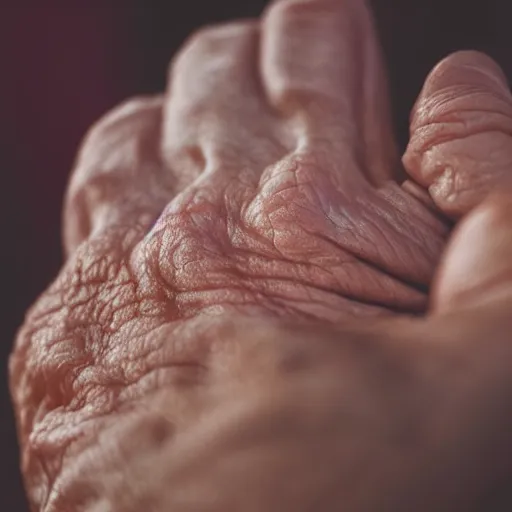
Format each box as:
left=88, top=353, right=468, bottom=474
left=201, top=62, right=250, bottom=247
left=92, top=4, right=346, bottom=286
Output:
left=10, top=0, right=512, bottom=510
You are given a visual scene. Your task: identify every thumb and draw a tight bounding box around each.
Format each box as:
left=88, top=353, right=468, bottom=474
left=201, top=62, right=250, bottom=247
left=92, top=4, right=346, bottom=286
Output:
left=403, top=51, right=512, bottom=218
left=414, top=192, right=512, bottom=512
left=432, top=191, right=512, bottom=313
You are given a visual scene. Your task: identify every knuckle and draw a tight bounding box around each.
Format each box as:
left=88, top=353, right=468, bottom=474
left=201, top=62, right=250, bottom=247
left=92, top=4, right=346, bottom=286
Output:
left=105, top=95, right=163, bottom=125
left=81, top=95, right=162, bottom=150
left=168, top=20, right=258, bottom=77
left=264, top=0, right=361, bottom=23
left=241, top=153, right=322, bottom=249
left=264, top=0, right=316, bottom=22
left=67, top=94, right=163, bottom=202
left=187, top=20, right=258, bottom=49
left=63, top=94, right=166, bottom=255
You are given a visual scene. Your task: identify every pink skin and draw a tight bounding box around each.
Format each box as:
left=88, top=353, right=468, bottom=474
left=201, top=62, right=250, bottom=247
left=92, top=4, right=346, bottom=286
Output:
left=10, top=1, right=512, bottom=511
left=403, top=50, right=512, bottom=217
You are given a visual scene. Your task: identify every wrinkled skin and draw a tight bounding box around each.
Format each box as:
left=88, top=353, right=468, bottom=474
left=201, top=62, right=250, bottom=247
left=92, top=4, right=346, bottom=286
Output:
left=10, top=1, right=512, bottom=511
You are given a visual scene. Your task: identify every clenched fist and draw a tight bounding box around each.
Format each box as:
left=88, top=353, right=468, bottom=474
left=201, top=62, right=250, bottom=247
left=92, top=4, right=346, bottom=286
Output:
left=10, top=0, right=512, bottom=510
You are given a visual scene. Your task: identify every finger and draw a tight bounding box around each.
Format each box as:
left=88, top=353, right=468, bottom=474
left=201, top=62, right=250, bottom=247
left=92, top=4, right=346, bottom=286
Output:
left=390, top=196, right=512, bottom=512
left=261, top=0, right=399, bottom=184
left=64, top=96, right=172, bottom=256
left=403, top=51, right=512, bottom=218
left=427, top=192, right=512, bottom=470
left=164, top=21, right=290, bottom=189
left=384, top=191, right=512, bottom=512
left=432, top=190, right=512, bottom=313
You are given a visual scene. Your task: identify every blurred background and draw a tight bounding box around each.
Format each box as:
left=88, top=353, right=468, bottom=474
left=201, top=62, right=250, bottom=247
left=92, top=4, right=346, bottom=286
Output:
left=0, top=1, right=509, bottom=508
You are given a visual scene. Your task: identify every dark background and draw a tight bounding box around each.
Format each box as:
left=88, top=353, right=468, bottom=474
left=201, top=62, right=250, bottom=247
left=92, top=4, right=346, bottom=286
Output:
left=0, top=1, right=510, bottom=509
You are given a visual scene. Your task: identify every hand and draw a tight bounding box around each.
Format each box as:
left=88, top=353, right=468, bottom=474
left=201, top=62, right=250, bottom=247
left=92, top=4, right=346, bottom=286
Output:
left=9, top=0, right=512, bottom=510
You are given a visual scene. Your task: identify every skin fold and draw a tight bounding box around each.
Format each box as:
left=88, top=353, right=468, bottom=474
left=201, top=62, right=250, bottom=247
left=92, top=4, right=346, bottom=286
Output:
left=9, top=0, right=512, bottom=510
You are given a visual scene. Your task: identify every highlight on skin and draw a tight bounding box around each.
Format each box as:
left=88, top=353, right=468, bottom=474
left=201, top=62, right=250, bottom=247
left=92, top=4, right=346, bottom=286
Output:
left=10, top=1, right=512, bottom=510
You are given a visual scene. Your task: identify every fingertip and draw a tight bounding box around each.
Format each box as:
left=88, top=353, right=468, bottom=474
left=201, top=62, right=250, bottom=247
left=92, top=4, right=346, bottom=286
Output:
left=403, top=50, right=512, bottom=219
left=409, top=50, right=509, bottom=135
left=418, top=51, right=508, bottom=104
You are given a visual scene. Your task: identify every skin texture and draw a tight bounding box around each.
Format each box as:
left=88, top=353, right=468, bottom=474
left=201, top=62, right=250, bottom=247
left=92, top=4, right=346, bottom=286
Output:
left=9, top=1, right=512, bottom=510
left=404, top=50, right=512, bottom=217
